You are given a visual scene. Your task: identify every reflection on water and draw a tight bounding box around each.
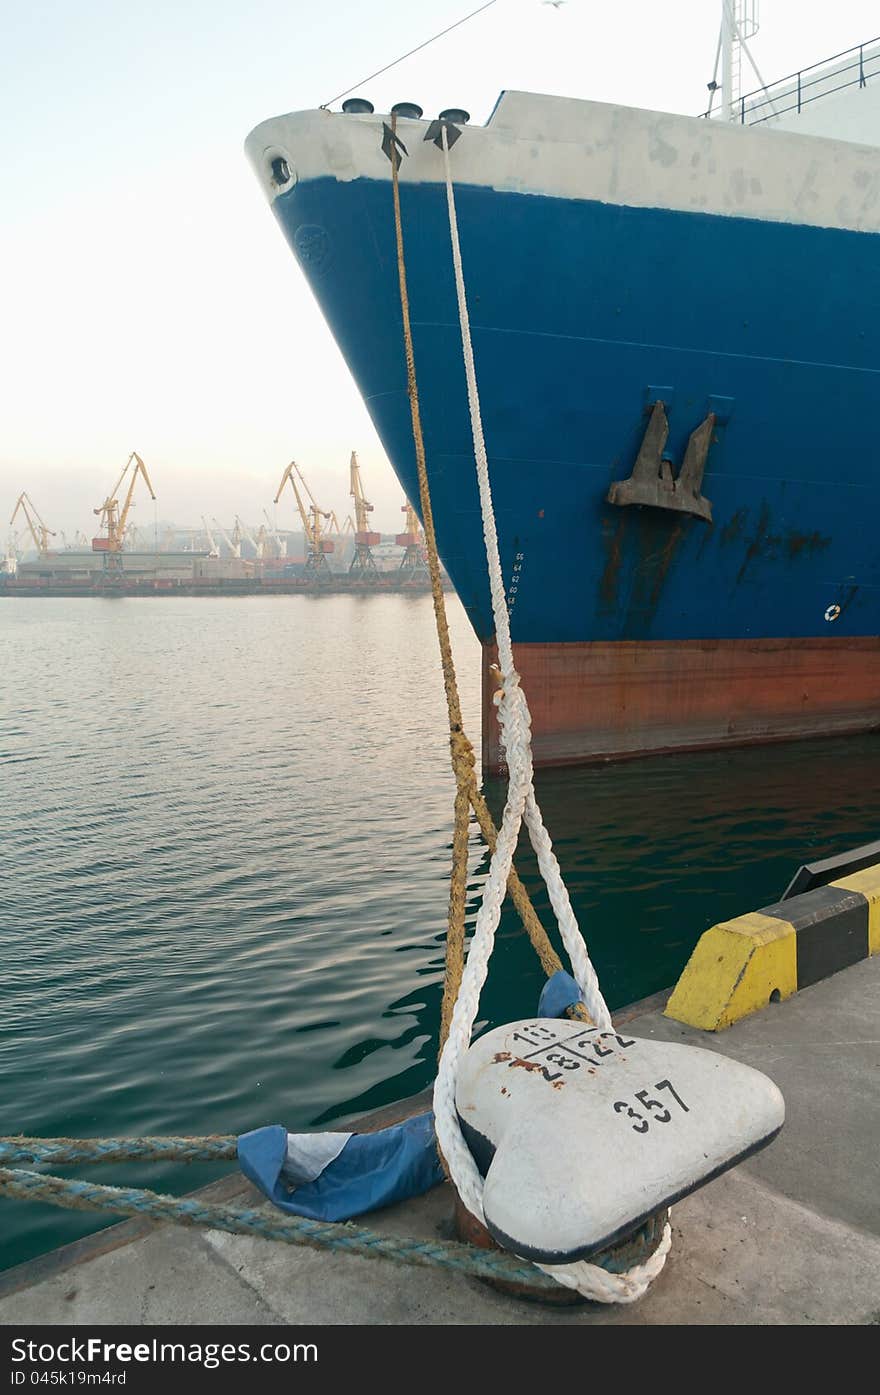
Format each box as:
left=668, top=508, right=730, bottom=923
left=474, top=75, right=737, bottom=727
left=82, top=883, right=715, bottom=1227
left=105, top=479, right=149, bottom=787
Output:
left=1, top=595, right=878, bottom=1269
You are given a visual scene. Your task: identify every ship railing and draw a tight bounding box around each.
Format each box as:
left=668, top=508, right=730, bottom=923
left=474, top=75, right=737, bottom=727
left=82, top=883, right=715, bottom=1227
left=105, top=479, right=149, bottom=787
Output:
left=699, top=36, right=880, bottom=126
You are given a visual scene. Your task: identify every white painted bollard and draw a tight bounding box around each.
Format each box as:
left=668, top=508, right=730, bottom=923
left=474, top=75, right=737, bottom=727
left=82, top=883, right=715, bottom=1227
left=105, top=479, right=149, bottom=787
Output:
left=455, top=1019, right=785, bottom=1263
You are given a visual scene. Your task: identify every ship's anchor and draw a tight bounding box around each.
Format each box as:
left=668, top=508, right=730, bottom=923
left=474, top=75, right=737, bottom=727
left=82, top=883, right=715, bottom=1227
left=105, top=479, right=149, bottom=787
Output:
left=381, top=111, right=467, bottom=164
left=607, top=401, right=715, bottom=522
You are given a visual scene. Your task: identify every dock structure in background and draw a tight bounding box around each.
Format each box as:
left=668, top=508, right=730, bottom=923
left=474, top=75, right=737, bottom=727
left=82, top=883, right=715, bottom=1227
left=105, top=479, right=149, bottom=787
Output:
left=396, top=501, right=428, bottom=580
left=348, top=451, right=380, bottom=578
left=92, top=454, right=157, bottom=581
left=274, top=460, right=335, bottom=579
left=9, top=493, right=55, bottom=559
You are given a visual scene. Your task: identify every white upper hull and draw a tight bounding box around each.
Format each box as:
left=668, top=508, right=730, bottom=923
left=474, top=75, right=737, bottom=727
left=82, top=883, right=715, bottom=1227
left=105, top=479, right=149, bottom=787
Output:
left=247, top=86, right=880, bottom=239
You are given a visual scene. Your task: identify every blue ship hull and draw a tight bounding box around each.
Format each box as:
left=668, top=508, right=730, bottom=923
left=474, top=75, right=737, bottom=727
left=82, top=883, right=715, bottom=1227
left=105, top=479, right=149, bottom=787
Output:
left=274, top=176, right=878, bottom=645
left=247, top=94, right=880, bottom=765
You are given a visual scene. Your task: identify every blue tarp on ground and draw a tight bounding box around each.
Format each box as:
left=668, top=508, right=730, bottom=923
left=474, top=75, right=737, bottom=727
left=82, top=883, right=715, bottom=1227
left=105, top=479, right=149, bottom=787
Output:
left=238, top=973, right=588, bottom=1222
left=537, top=969, right=586, bottom=1019
left=237, top=1111, right=444, bottom=1222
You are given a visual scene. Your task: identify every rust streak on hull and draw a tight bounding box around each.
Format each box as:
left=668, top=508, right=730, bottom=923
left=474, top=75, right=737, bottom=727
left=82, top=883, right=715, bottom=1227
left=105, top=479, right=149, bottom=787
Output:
left=481, top=638, right=880, bottom=773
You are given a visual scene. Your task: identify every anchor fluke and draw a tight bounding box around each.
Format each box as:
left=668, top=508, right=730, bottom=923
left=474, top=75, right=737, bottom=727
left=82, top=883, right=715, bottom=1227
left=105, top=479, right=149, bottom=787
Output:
left=424, top=111, right=467, bottom=149
left=381, top=122, right=408, bottom=163
left=608, top=402, right=715, bottom=522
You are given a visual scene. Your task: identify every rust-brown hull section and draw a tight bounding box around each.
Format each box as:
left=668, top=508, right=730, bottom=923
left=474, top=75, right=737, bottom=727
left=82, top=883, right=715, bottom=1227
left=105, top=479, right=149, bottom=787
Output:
left=481, top=638, right=880, bottom=773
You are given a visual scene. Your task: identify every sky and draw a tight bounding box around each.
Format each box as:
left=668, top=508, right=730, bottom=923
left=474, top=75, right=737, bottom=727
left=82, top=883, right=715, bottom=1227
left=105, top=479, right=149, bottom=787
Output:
left=2, top=0, right=877, bottom=542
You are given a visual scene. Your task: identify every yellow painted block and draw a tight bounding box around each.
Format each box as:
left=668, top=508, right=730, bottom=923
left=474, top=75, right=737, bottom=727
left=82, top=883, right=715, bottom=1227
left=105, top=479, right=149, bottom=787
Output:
left=665, top=912, right=797, bottom=1032
left=831, top=866, right=880, bottom=956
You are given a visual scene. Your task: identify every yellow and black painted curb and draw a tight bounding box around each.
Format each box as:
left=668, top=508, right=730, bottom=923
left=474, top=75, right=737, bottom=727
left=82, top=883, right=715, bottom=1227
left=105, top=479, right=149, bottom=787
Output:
left=665, top=864, right=880, bottom=1031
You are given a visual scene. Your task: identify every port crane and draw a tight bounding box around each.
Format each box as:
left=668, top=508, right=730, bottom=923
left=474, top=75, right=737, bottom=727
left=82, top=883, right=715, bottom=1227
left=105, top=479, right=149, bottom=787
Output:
left=335, top=515, right=356, bottom=553
left=236, top=517, right=267, bottom=560
left=201, top=517, right=220, bottom=558
left=397, top=499, right=428, bottom=578
left=262, top=509, right=287, bottom=559
left=93, top=453, right=156, bottom=576
left=9, top=493, right=55, bottom=558
left=349, top=451, right=379, bottom=576
left=274, top=461, right=334, bottom=576
left=212, top=518, right=241, bottom=559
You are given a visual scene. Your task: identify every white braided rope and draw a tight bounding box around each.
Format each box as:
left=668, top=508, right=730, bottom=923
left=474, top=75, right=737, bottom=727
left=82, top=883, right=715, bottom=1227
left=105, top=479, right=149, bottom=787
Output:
left=431, top=127, right=671, bottom=1303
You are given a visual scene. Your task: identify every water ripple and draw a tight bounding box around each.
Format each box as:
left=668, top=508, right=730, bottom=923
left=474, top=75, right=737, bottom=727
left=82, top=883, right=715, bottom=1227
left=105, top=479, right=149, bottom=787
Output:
left=3, top=594, right=880, bottom=1271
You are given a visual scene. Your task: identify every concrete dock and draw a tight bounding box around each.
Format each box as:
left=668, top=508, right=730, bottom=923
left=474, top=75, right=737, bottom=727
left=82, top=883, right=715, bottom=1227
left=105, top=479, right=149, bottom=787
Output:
left=1, top=956, right=877, bottom=1325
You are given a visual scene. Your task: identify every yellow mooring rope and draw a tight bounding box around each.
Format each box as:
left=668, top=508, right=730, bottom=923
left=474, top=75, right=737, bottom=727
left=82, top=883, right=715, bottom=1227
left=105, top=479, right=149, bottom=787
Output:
left=388, top=115, right=591, bottom=1054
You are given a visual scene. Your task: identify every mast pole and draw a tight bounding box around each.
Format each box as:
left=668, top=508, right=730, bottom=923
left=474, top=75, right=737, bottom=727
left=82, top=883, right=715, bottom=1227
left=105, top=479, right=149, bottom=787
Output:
left=721, top=0, right=735, bottom=122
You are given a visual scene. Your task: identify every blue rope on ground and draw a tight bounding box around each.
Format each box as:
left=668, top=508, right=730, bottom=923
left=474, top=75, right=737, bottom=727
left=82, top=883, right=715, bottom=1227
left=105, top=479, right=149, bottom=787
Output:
left=0, top=1137, right=236, bottom=1166
left=0, top=1137, right=664, bottom=1287
left=0, top=1161, right=568, bottom=1289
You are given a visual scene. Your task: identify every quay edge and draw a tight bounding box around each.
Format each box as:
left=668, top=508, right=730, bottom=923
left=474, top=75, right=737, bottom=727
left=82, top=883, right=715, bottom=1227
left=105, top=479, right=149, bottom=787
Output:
left=1, top=961, right=878, bottom=1325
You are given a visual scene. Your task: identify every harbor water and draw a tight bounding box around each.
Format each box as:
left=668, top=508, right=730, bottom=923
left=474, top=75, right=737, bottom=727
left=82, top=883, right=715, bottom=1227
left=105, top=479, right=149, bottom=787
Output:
left=2, top=594, right=880, bottom=1272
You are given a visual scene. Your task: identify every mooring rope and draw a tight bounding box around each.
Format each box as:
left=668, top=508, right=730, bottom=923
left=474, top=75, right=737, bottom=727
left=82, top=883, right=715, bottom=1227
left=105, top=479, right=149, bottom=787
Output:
left=0, top=1137, right=236, bottom=1166
left=427, top=123, right=672, bottom=1303
left=0, top=1142, right=663, bottom=1289
left=387, top=114, right=592, bottom=1051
